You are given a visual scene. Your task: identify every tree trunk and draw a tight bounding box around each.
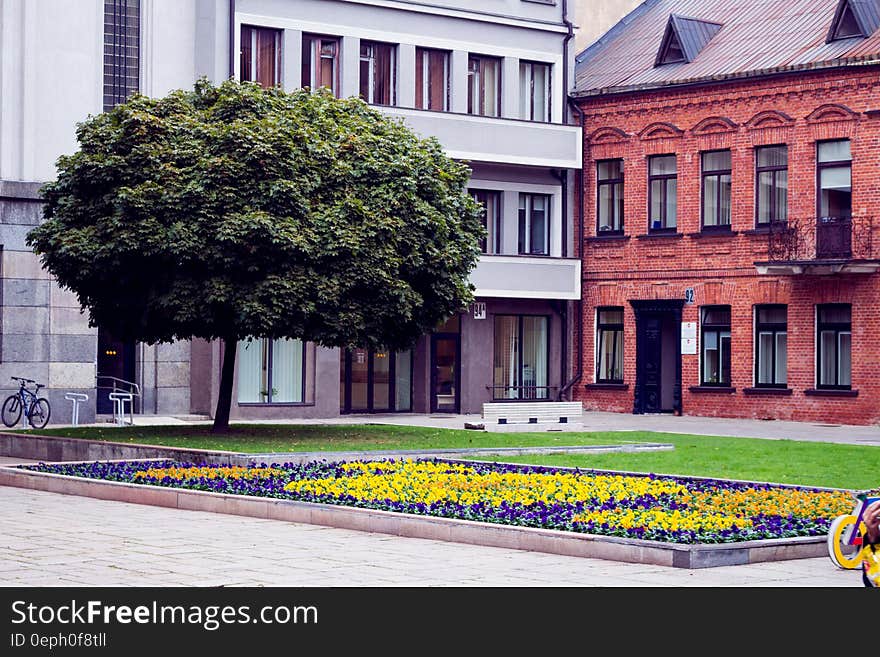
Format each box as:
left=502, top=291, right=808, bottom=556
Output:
left=212, top=338, right=237, bottom=434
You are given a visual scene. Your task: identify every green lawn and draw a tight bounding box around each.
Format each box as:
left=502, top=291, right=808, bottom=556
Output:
left=22, top=424, right=635, bottom=453
left=12, top=423, right=880, bottom=490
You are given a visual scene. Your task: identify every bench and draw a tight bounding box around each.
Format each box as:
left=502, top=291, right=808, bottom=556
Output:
left=482, top=401, right=583, bottom=432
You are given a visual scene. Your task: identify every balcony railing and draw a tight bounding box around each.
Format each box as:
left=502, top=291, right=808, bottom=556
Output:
left=758, top=216, right=880, bottom=275
left=767, top=216, right=877, bottom=261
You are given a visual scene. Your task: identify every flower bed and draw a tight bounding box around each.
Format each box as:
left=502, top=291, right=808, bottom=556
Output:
left=24, top=459, right=853, bottom=544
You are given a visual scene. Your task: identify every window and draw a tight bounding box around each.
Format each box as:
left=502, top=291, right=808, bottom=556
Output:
left=519, top=61, right=551, bottom=122
left=416, top=48, right=449, bottom=111
left=302, top=34, right=339, bottom=96
left=597, top=159, right=624, bottom=234
left=702, top=150, right=732, bottom=230
left=756, top=146, right=788, bottom=225
left=240, top=25, right=281, bottom=88
left=238, top=338, right=306, bottom=403
left=340, top=348, right=412, bottom=412
left=360, top=41, right=396, bottom=106
left=103, top=0, right=140, bottom=112
left=494, top=315, right=549, bottom=399
left=701, top=306, right=731, bottom=386
left=471, top=189, right=502, bottom=254
left=648, top=155, right=677, bottom=232
left=755, top=305, right=787, bottom=387
left=467, top=55, right=501, bottom=117
left=818, top=140, right=852, bottom=220
left=596, top=308, right=624, bottom=383
left=518, top=193, right=550, bottom=255
left=817, top=304, right=852, bottom=389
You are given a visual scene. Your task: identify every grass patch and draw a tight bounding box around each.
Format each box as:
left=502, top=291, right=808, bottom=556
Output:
left=16, top=423, right=633, bottom=454
left=10, top=423, right=879, bottom=490
left=478, top=434, right=880, bottom=490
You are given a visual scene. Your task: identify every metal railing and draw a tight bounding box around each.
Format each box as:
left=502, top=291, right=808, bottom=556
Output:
left=767, top=216, right=877, bottom=262
left=96, top=375, right=141, bottom=415
left=486, top=385, right=559, bottom=401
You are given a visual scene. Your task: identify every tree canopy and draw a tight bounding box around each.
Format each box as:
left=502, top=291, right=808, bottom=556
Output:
left=28, top=78, right=484, bottom=429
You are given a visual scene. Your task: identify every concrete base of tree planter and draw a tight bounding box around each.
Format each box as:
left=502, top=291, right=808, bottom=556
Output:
left=0, top=463, right=827, bottom=569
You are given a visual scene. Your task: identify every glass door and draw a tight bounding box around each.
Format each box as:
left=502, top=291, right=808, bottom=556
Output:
left=431, top=335, right=459, bottom=413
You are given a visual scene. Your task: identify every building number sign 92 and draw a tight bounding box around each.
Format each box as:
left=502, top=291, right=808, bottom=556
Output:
left=684, top=288, right=695, bottom=304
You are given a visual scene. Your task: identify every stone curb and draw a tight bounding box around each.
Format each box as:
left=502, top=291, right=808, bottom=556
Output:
left=0, top=464, right=828, bottom=569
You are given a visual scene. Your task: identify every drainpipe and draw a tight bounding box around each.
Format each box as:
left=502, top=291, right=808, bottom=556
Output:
left=559, top=97, right=585, bottom=401
left=228, top=0, right=236, bottom=79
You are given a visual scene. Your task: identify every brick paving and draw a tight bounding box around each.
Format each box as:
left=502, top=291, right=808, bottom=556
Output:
left=0, top=486, right=864, bottom=587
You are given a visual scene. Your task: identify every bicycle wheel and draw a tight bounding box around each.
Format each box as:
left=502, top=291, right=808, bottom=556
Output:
left=1, top=395, right=21, bottom=428
left=827, top=514, right=864, bottom=569
left=28, top=398, right=51, bottom=430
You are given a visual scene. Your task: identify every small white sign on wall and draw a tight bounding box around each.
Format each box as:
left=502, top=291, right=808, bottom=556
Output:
left=472, top=302, right=487, bottom=320
left=681, top=322, right=698, bottom=355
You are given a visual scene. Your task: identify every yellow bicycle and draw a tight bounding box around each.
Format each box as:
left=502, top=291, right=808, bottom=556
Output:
left=827, top=491, right=878, bottom=569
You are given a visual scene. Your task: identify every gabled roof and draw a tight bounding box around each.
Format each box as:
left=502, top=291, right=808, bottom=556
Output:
left=827, top=0, right=880, bottom=42
left=574, top=0, right=880, bottom=98
left=655, top=14, right=723, bottom=66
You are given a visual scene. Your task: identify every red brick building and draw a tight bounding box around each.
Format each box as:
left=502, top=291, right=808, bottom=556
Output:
left=572, top=0, right=880, bottom=424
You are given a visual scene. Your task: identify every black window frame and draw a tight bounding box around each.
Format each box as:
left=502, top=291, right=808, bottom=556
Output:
left=648, top=154, right=678, bottom=233
left=518, top=193, right=550, bottom=255
left=816, top=139, right=852, bottom=221
left=596, top=158, right=624, bottom=235
left=467, top=54, right=502, bottom=117
left=755, top=145, right=789, bottom=226
left=754, top=304, right=787, bottom=388
left=415, top=47, right=451, bottom=112
left=701, top=149, right=732, bottom=232
left=816, top=303, right=852, bottom=390
left=340, top=348, right=413, bottom=413
left=470, top=188, right=503, bottom=255
left=359, top=40, right=397, bottom=106
left=103, top=0, right=140, bottom=112
left=492, top=314, right=551, bottom=400
left=596, top=307, right=624, bottom=384
left=237, top=338, right=308, bottom=405
left=240, top=24, right=282, bottom=89
left=519, top=60, right=551, bottom=122
left=301, top=33, right=340, bottom=97
left=700, top=305, right=732, bottom=386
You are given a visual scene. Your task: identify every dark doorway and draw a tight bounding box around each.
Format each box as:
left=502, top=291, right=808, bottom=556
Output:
left=631, top=300, right=683, bottom=415
left=430, top=334, right=460, bottom=413
left=340, top=348, right=413, bottom=414
left=96, top=329, right=136, bottom=414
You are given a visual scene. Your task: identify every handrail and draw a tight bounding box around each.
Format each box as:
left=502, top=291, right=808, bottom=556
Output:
left=96, top=375, right=141, bottom=414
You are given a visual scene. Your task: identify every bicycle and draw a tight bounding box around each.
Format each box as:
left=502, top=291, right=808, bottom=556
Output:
left=1, top=376, right=51, bottom=429
left=827, top=489, right=879, bottom=569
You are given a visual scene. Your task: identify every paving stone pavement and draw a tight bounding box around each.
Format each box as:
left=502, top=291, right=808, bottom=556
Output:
left=0, top=486, right=865, bottom=587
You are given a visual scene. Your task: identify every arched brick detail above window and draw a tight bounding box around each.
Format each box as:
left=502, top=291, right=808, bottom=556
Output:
left=588, top=126, right=630, bottom=144
left=745, top=110, right=795, bottom=130
left=691, top=115, right=738, bottom=135
left=806, top=103, right=860, bottom=124
left=638, top=121, right=684, bottom=140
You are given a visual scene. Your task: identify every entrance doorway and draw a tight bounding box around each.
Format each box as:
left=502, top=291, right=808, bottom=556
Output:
left=631, top=300, right=682, bottom=415
left=340, top=348, right=412, bottom=413
left=96, top=329, right=136, bottom=414
left=430, top=334, right=460, bottom=413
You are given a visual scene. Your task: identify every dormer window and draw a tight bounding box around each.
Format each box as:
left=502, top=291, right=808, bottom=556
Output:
left=827, top=0, right=880, bottom=42
left=654, top=14, right=722, bottom=67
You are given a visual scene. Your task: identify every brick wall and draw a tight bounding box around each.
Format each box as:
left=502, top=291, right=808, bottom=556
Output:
left=575, top=67, right=880, bottom=425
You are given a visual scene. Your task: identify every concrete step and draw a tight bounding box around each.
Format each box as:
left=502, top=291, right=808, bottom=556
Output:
left=95, top=414, right=211, bottom=426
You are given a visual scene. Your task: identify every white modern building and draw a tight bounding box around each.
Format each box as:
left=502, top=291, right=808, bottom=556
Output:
left=0, top=0, right=582, bottom=422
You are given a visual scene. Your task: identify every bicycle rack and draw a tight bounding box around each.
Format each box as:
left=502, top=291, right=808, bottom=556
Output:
left=108, top=392, right=134, bottom=426
left=64, top=392, right=89, bottom=426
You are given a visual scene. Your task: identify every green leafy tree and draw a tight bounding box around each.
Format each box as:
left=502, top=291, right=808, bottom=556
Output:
left=28, top=79, right=484, bottom=431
